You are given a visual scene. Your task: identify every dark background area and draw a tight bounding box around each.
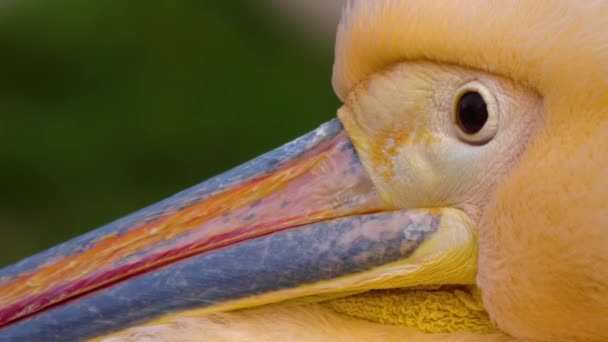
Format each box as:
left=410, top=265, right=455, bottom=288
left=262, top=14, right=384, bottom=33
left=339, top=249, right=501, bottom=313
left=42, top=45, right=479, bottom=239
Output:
left=0, top=1, right=340, bottom=266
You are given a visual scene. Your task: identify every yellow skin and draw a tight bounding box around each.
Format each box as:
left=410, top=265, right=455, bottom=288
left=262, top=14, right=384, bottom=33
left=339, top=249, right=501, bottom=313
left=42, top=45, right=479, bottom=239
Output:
left=338, top=63, right=541, bottom=220
left=102, top=1, right=608, bottom=341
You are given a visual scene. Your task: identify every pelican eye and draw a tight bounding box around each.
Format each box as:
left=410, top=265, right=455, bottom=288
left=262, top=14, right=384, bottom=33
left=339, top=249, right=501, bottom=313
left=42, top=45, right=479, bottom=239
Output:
left=452, top=81, right=499, bottom=145
left=457, top=92, right=487, bottom=134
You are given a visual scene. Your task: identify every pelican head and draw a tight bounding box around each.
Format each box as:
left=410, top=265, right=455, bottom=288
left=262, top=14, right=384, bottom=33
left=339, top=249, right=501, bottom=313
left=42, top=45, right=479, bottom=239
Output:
left=1, top=1, right=606, bottom=341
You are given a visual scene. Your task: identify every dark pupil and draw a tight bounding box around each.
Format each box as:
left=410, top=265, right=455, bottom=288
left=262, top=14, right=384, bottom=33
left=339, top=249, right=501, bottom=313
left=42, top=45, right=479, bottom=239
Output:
left=456, top=91, right=488, bottom=134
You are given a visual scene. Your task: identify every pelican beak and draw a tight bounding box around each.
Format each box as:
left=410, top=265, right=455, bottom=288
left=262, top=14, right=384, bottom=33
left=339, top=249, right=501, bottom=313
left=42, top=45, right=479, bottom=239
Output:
left=0, top=119, right=478, bottom=341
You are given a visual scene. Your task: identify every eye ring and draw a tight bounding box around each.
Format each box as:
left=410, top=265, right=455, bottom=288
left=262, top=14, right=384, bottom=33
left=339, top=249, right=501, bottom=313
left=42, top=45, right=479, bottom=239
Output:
left=452, top=81, right=499, bottom=145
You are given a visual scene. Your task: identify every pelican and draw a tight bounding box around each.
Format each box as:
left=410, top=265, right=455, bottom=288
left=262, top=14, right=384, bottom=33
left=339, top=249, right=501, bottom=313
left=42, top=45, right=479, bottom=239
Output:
left=1, top=1, right=606, bottom=341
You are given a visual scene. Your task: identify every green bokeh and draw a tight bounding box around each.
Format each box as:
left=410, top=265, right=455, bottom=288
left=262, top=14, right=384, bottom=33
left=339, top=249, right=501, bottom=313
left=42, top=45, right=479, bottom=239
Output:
left=0, top=1, right=339, bottom=266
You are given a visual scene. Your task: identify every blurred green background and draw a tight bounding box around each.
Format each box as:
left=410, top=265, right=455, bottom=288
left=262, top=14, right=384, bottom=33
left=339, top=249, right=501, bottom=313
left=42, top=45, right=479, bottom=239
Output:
left=0, top=1, right=342, bottom=266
